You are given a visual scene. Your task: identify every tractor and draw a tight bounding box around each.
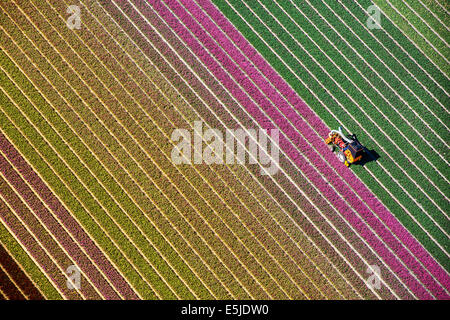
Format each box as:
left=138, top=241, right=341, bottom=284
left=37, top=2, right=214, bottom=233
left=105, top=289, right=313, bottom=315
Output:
left=325, top=127, right=365, bottom=167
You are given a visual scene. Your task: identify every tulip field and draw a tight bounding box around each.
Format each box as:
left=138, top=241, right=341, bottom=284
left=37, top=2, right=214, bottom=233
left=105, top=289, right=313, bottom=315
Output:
left=0, top=0, right=448, bottom=300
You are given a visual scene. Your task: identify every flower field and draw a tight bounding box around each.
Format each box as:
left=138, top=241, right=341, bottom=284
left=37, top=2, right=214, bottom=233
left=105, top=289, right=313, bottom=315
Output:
left=0, top=0, right=448, bottom=299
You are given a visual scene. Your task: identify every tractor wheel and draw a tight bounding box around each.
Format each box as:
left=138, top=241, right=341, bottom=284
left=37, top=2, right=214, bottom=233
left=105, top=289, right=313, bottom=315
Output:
left=327, top=144, right=335, bottom=152
left=337, top=151, right=346, bottom=163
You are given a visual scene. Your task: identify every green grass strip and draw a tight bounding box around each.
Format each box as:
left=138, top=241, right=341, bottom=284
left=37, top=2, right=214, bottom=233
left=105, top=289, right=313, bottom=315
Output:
left=341, top=1, right=449, bottom=130
left=326, top=1, right=449, bottom=141
left=403, top=0, right=449, bottom=41
left=416, top=0, right=450, bottom=32
left=372, top=0, right=450, bottom=77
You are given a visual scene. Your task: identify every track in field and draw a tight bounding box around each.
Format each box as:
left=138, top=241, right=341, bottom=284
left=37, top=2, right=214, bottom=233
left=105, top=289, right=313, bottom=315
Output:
left=0, top=0, right=448, bottom=299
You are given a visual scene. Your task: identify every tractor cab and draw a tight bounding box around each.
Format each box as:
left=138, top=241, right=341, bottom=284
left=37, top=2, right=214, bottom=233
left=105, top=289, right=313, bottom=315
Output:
left=343, top=139, right=364, bottom=164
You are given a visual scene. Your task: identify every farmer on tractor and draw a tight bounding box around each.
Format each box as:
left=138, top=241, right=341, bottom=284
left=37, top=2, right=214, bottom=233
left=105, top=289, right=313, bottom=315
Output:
left=325, top=127, right=365, bottom=167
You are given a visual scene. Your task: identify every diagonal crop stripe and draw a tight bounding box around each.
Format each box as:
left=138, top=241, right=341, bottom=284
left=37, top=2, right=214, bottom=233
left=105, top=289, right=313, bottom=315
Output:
left=0, top=132, right=139, bottom=299
left=0, top=241, right=44, bottom=300
left=372, top=0, right=450, bottom=77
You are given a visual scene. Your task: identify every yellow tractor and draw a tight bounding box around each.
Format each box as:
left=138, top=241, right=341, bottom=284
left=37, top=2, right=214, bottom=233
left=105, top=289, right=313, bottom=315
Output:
left=325, top=127, right=365, bottom=167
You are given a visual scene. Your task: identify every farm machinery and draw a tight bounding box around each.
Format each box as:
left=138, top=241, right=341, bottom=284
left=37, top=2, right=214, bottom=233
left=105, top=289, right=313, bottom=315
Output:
left=325, top=127, right=365, bottom=167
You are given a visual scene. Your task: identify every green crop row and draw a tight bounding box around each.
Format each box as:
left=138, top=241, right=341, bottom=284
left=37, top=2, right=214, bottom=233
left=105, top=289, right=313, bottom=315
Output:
left=372, top=0, right=450, bottom=78
left=212, top=0, right=450, bottom=270
left=404, top=0, right=449, bottom=41
left=335, top=1, right=449, bottom=145
left=323, top=1, right=448, bottom=144
left=265, top=0, right=448, bottom=199
left=0, top=215, right=62, bottom=299
left=414, top=0, right=450, bottom=32
left=392, top=0, right=449, bottom=48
